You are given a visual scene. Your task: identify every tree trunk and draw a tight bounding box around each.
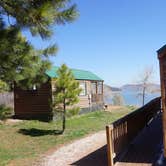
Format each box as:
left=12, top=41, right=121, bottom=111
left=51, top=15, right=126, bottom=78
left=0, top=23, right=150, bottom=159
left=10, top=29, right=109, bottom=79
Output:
left=62, top=101, right=66, bottom=133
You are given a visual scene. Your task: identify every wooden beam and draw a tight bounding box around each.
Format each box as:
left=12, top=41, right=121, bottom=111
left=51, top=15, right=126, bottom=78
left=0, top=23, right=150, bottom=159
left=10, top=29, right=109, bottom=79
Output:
left=106, top=125, right=114, bottom=166
left=159, top=58, right=166, bottom=157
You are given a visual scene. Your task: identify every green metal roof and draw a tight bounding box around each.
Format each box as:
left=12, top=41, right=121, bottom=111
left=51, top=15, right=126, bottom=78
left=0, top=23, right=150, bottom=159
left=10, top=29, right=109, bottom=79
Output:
left=46, top=66, right=103, bottom=81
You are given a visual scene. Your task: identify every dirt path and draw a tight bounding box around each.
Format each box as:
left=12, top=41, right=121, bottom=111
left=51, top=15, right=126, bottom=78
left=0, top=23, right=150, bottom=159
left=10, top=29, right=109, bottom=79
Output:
left=38, top=130, right=107, bottom=166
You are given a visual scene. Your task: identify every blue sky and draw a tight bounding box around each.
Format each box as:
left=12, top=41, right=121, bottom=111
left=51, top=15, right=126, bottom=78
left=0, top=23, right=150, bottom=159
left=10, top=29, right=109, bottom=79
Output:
left=23, top=0, right=166, bottom=87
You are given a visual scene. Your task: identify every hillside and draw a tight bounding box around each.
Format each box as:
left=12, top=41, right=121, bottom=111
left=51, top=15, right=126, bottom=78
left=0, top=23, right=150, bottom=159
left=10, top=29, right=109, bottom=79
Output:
left=121, top=83, right=160, bottom=93
left=104, top=84, right=121, bottom=92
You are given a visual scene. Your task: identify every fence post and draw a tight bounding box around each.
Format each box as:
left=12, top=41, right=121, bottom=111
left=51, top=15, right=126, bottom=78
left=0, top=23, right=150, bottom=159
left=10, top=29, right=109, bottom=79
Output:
left=106, top=125, right=114, bottom=166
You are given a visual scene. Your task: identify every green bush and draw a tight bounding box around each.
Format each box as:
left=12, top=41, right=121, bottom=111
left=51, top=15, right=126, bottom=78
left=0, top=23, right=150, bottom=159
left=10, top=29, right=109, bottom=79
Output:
left=0, top=80, right=9, bottom=92
left=0, top=105, right=13, bottom=120
left=126, top=105, right=137, bottom=111
left=66, top=107, right=80, bottom=118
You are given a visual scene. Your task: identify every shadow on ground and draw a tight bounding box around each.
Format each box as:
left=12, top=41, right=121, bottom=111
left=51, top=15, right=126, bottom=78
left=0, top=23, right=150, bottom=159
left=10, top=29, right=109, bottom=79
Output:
left=71, top=145, right=108, bottom=166
left=18, top=128, right=63, bottom=136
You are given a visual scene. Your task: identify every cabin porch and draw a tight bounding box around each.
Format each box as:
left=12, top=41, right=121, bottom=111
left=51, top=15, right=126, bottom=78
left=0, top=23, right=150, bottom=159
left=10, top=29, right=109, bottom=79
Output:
left=70, top=97, right=164, bottom=166
left=115, top=112, right=163, bottom=166
left=106, top=97, right=165, bottom=166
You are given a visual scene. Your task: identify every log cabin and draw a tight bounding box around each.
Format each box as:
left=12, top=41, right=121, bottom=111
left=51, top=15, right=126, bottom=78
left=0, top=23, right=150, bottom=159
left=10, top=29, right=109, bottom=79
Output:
left=14, top=66, right=104, bottom=121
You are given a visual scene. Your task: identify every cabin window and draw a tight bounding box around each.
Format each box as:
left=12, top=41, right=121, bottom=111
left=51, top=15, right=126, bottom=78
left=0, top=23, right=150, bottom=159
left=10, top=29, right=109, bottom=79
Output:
left=52, top=83, right=56, bottom=92
left=79, top=81, right=87, bottom=96
left=97, top=82, right=103, bottom=94
left=91, top=82, right=97, bottom=94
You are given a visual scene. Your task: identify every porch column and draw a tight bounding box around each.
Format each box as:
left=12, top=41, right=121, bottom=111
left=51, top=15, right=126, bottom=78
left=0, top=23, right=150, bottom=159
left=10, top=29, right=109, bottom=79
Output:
left=157, top=45, right=166, bottom=157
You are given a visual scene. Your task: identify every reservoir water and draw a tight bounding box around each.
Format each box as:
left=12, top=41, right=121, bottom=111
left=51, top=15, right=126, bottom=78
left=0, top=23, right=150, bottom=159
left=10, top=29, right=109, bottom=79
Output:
left=104, top=90, right=161, bottom=106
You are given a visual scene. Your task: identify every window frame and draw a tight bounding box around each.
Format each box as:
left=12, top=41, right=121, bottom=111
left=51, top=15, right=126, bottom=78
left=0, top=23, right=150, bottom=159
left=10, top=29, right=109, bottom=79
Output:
left=79, top=81, right=87, bottom=96
left=97, top=81, right=103, bottom=94
left=91, top=81, right=97, bottom=94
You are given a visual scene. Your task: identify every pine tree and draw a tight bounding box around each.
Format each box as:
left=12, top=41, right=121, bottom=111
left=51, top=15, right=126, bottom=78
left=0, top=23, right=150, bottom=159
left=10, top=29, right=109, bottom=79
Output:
left=0, top=25, right=57, bottom=88
left=53, top=64, right=82, bottom=133
left=0, top=1, right=78, bottom=88
left=0, top=0, right=78, bottom=39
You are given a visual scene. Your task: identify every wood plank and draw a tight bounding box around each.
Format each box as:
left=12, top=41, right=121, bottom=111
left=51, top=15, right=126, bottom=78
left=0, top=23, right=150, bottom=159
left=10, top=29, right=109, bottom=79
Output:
left=116, top=114, right=162, bottom=166
left=106, top=125, right=114, bottom=166
left=159, top=57, right=166, bottom=157
left=14, top=79, right=52, bottom=120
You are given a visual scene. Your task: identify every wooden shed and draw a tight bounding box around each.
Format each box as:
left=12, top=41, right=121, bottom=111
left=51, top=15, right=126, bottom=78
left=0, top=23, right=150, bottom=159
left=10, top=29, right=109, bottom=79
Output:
left=157, top=45, right=166, bottom=158
left=14, top=67, right=104, bottom=121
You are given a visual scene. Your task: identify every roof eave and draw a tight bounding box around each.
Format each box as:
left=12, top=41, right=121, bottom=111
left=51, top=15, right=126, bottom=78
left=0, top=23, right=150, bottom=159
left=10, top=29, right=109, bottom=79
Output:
left=157, top=45, right=166, bottom=59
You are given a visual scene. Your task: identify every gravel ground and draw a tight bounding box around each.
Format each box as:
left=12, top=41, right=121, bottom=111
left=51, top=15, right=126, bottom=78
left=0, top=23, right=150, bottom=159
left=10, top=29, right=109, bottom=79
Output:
left=38, top=130, right=106, bottom=166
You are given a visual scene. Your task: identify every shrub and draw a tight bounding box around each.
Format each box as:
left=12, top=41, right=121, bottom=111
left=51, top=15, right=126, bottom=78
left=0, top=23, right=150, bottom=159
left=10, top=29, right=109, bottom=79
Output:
left=112, top=94, right=125, bottom=106
left=66, top=107, right=80, bottom=118
left=0, top=105, right=13, bottom=120
left=126, top=105, right=137, bottom=111
left=0, top=80, right=9, bottom=92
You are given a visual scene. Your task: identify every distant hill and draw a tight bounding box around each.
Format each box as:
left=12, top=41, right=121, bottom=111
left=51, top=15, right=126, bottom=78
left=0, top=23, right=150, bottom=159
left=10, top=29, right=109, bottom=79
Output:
left=104, top=84, right=121, bottom=92
left=110, top=86, right=122, bottom=91
left=121, top=83, right=160, bottom=93
left=103, top=83, right=160, bottom=105
left=104, top=84, right=121, bottom=93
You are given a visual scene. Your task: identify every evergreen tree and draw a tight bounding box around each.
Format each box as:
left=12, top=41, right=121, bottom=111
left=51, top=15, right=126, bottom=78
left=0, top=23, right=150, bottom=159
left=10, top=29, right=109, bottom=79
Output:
left=0, top=1, right=78, bottom=88
left=53, top=64, right=82, bottom=133
left=0, top=24, right=56, bottom=88
left=0, top=0, right=78, bottom=38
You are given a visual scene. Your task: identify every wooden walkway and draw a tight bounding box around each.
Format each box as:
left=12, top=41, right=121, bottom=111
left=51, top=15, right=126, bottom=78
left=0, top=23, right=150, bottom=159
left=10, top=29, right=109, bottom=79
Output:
left=116, top=113, right=163, bottom=166
left=72, top=113, right=163, bottom=166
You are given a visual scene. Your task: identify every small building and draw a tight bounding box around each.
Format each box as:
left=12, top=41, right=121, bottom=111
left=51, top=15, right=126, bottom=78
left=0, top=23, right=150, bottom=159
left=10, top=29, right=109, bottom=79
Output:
left=14, top=66, right=104, bottom=121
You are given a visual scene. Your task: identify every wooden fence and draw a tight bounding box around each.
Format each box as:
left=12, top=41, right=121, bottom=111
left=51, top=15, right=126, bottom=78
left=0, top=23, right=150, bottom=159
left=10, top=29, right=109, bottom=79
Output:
left=106, top=97, right=161, bottom=166
left=0, top=92, right=14, bottom=108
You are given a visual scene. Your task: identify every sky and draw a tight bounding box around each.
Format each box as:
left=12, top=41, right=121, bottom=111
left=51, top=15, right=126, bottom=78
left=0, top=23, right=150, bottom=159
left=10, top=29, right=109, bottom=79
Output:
left=23, top=0, right=166, bottom=87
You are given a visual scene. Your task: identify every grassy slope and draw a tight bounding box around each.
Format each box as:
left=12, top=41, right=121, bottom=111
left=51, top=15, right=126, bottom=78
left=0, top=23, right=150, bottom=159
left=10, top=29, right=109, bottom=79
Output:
left=0, top=107, right=133, bottom=166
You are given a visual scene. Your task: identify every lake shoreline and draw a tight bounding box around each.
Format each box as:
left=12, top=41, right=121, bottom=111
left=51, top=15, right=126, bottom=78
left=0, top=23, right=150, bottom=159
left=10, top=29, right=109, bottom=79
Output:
left=104, top=90, right=161, bottom=107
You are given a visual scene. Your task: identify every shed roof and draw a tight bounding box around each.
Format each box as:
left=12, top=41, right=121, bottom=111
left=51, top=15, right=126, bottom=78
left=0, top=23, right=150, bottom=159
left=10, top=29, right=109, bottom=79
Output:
left=46, top=66, right=103, bottom=81
left=157, top=44, right=166, bottom=54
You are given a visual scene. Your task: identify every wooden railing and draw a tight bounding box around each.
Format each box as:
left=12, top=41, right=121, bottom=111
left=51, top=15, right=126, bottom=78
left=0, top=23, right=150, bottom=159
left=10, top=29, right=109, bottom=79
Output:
left=91, top=94, right=103, bottom=103
left=106, top=97, right=161, bottom=166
